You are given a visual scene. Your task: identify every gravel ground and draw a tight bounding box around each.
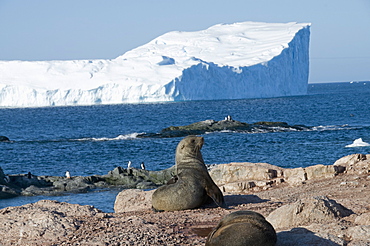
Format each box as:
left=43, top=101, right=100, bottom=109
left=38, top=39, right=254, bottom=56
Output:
left=1, top=171, right=370, bottom=245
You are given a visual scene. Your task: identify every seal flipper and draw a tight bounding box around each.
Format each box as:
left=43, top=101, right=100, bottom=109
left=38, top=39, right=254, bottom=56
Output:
left=166, top=175, right=178, bottom=185
left=205, top=185, right=227, bottom=208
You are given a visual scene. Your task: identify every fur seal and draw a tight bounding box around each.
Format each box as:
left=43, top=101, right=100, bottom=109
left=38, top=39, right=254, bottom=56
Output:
left=152, top=135, right=225, bottom=211
left=206, top=210, right=277, bottom=246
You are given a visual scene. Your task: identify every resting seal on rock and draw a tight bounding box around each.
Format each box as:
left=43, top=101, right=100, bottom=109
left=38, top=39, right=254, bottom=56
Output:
left=152, top=135, right=225, bottom=211
left=206, top=210, right=277, bottom=246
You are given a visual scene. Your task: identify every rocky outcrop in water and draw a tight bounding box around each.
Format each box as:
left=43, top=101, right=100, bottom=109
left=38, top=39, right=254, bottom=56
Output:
left=137, top=119, right=311, bottom=138
left=0, top=136, right=10, bottom=142
left=102, top=166, right=175, bottom=188
left=0, top=166, right=176, bottom=199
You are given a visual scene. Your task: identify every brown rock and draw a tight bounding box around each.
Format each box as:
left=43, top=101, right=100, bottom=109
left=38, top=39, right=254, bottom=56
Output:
left=266, top=196, right=353, bottom=230
left=334, top=154, right=367, bottom=166
left=305, top=164, right=340, bottom=180
left=334, top=154, right=370, bottom=175
left=355, top=212, right=370, bottom=225
left=114, top=189, right=155, bottom=213
left=348, top=225, right=370, bottom=241
left=283, top=167, right=307, bottom=184
left=0, top=200, right=101, bottom=245
left=209, top=162, right=283, bottom=186
left=276, top=227, right=345, bottom=246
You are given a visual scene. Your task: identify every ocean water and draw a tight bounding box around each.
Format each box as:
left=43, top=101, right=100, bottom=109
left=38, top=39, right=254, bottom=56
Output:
left=1, top=81, right=370, bottom=212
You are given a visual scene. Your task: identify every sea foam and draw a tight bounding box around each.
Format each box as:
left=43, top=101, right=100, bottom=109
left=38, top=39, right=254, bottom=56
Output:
left=75, top=132, right=142, bottom=142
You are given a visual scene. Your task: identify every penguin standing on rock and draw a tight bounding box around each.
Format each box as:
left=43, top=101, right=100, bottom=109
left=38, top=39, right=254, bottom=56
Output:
left=65, top=171, right=71, bottom=179
left=3, top=175, right=10, bottom=183
left=141, top=162, right=146, bottom=170
left=127, top=161, right=132, bottom=169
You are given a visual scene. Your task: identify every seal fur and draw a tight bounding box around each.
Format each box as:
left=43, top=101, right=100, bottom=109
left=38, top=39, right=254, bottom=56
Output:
left=206, top=210, right=277, bottom=246
left=152, top=135, right=225, bottom=211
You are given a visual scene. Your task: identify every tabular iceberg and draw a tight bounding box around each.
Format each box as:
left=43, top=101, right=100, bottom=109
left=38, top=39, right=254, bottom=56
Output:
left=0, top=21, right=310, bottom=107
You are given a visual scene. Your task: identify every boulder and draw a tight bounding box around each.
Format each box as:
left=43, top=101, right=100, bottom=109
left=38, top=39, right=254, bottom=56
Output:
left=283, top=164, right=345, bottom=185
left=0, top=184, right=20, bottom=199
left=21, top=185, right=56, bottom=196
left=52, top=176, right=98, bottom=192
left=347, top=225, right=370, bottom=242
left=0, top=200, right=102, bottom=245
left=9, top=173, right=52, bottom=189
left=267, top=196, right=353, bottom=229
left=283, top=167, right=307, bottom=184
left=114, top=189, right=155, bottom=213
left=209, top=162, right=284, bottom=193
left=334, top=154, right=370, bottom=175
left=354, top=212, right=370, bottom=225
left=209, top=162, right=283, bottom=185
left=305, top=164, right=341, bottom=180
left=0, top=136, right=10, bottom=142
left=276, top=227, right=345, bottom=246
left=209, top=162, right=347, bottom=192
left=334, top=154, right=367, bottom=166
left=103, top=166, right=175, bottom=188
left=348, top=240, right=370, bottom=246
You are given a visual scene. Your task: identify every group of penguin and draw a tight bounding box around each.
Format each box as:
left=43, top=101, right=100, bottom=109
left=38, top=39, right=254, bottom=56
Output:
left=127, top=161, right=145, bottom=170
left=65, top=161, right=146, bottom=179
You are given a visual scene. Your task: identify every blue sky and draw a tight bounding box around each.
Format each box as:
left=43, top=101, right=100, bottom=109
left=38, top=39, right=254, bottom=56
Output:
left=0, top=0, right=369, bottom=83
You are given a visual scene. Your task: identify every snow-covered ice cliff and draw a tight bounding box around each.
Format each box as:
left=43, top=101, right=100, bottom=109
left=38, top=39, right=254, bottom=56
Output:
left=0, top=21, right=310, bottom=107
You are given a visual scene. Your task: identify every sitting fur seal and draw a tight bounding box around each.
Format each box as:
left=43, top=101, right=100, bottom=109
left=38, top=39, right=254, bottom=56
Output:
left=206, top=210, right=277, bottom=246
left=152, top=135, right=225, bottom=211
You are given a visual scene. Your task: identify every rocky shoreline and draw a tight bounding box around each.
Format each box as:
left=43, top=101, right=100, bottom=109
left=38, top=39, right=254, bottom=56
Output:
left=1, top=154, right=370, bottom=245
left=0, top=165, right=176, bottom=199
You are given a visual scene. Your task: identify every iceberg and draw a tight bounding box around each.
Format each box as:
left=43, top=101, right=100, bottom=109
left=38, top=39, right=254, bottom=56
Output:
left=0, top=21, right=310, bottom=107
left=345, top=138, right=370, bottom=148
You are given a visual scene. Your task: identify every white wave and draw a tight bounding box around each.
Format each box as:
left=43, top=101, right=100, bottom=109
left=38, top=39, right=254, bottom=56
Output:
left=270, top=126, right=300, bottom=132
left=75, top=132, right=143, bottom=142
left=311, top=125, right=358, bottom=131
left=345, top=138, right=370, bottom=148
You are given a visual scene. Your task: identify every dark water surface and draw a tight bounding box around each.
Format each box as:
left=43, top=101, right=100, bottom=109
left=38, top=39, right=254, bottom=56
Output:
left=1, top=82, right=370, bottom=211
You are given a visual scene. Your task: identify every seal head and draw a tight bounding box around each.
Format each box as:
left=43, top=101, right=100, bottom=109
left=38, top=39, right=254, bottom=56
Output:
left=206, top=210, right=277, bottom=246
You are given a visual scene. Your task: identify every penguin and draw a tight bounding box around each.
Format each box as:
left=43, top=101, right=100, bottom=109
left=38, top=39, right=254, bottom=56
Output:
left=3, top=175, right=10, bottom=183
left=141, top=162, right=146, bottom=170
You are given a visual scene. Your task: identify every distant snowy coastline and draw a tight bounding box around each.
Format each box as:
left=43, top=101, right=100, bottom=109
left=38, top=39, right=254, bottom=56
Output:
left=0, top=21, right=310, bottom=107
